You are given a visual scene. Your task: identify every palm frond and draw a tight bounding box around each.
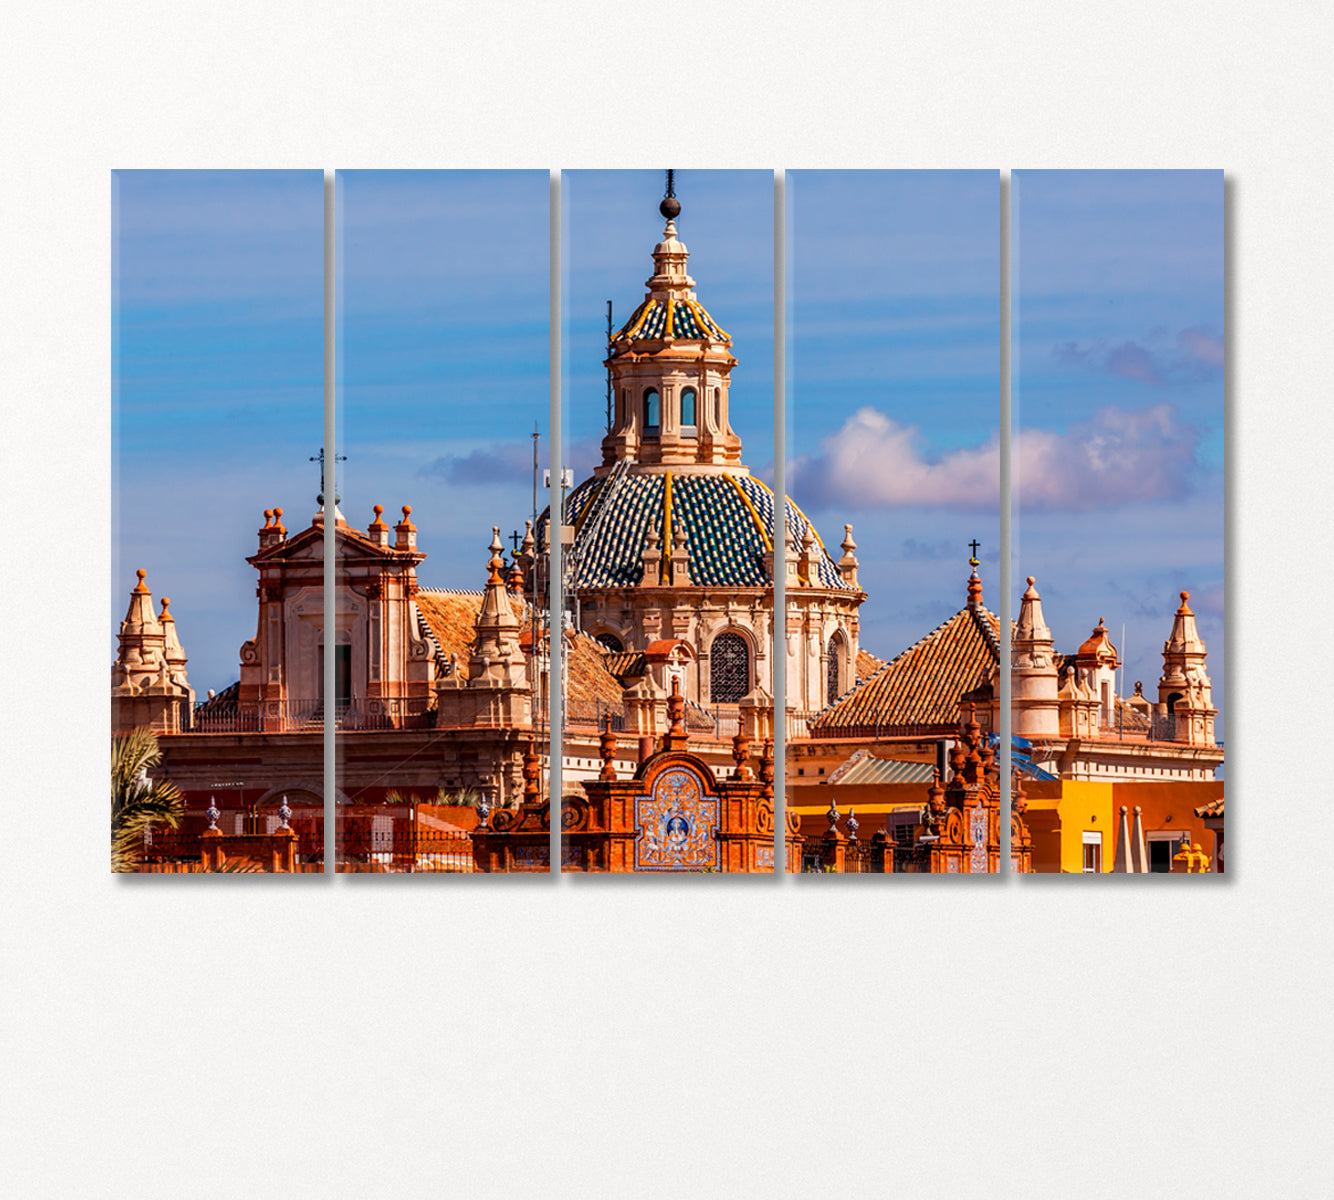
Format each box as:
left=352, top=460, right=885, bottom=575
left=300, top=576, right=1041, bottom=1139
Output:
left=111, top=727, right=183, bottom=871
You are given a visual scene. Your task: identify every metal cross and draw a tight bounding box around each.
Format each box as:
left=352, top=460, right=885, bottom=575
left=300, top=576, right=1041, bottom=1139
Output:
left=510, top=529, right=523, bottom=553
left=310, top=449, right=346, bottom=506
left=969, top=539, right=980, bottom=558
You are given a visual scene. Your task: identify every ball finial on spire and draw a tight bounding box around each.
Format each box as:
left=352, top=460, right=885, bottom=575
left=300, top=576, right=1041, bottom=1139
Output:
left=659, top=168, right=680, bottom=221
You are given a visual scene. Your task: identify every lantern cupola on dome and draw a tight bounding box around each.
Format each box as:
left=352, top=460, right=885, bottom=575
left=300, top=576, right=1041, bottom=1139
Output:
left=600, top=171, right=743, bottom=473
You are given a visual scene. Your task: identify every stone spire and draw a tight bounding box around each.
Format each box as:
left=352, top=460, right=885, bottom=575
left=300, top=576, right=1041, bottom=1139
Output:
left=435, top=528, right=531, bottom=729
left=838, top=524, right=859, bottom=587
left=159, top=597, right=188, bottom=685
left=111, top=570, right=193, bottom=733
left=1156, top=590, right=1216, bottom=745
left=115, top=569, right=163, bottom=672
left=1011, top=576, right=1059, bottom=739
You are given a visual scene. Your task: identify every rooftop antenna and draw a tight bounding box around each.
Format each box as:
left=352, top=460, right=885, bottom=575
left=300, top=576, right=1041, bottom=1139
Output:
left=605, top=299, right=613, bottom=435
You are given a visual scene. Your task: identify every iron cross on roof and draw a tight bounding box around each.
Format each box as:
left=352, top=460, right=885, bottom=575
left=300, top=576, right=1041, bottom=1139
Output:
left=310, top=449, right=347, bottom=506
left=969, top=539, right=981, bottom=566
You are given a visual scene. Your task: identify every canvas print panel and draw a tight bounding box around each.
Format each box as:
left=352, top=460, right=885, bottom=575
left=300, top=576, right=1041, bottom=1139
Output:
left=1011, top=170, right=1224, bottom=874
left=555, top=170, right=779, bottom=873
left=334, top=170, right=551, bottom=873
left=784, top=170, right=1004, bottom=874
left=111, top=170, right=326, bottom=873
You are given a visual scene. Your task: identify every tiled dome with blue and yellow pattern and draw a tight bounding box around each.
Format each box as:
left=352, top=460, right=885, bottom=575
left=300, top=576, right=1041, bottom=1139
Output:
left=550, top=471, right=856, bottom=592
left=610, top=294, right=730, bottom=349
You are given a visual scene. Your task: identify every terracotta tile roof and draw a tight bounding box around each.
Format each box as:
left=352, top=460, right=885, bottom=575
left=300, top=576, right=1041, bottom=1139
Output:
left=193, top=680, right=240, bottom=715
left=567, top=633, right=627, bottom=710
left=603, top=650, right=647, bottom=682
left=1194, top=796, right=1225, bottom=819
left=1114, top=697, right=1152, bottom=732
left=856, top=648, right=886, bottom=683
left=811, top=605, right=1000, bottom=735
left=413, top=589, right=526, bottom=682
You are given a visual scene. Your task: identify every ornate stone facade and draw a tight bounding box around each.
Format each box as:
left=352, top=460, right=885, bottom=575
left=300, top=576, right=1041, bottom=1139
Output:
left=542, top=194, right=864, bottom=728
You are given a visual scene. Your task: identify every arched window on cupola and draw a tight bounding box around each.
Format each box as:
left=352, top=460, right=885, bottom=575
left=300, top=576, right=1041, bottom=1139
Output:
left=827, top=632, right=844, bottom=707
left=595, top=632, right=624, bottom=653
left=643, top=388, right=660, bottom=433
left=711, top=631, right=750, bottom=704
left=681, top=387, right=697, bottom=432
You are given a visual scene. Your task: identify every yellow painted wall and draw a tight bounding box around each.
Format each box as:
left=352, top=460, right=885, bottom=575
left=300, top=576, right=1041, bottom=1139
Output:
left=789, top=776, right=1224, bottom=872
left=1024, top=779, right=1223, bottom=872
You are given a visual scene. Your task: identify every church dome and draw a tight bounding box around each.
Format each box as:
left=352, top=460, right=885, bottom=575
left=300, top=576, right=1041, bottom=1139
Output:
left=553, top=470, right=855, bottom=592
left=610, top=293, right=730, bottom=349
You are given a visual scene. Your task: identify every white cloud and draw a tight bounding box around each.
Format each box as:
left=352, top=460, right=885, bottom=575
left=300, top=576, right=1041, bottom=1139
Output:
left=790, top=403, right=1201, bottom=513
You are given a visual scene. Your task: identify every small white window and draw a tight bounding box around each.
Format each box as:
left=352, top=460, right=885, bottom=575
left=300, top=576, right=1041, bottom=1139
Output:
left=1082, top=831, right=1102, bottom=873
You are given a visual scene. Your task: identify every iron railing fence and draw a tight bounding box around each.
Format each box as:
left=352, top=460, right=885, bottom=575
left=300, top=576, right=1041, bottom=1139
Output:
left=1098, top=710, right=1177, bottom=741
left=137, top=805, right=326, bottom=866
left=189, top=697, right=435, bottom=734
left=841, top=840, right=881, bottom=874
left=563, top=699, right=744, bottom=741
left=564, top=699, right=626, bottom=732
left=336, top=826, right=474, bottom=873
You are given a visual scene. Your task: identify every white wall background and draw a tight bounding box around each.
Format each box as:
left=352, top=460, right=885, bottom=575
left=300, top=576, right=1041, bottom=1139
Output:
left=2, top=4, right=1329, bottom=1197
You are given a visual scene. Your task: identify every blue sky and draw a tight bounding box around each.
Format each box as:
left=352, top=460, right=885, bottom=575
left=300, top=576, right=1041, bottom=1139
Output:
left=113, top=169, right=324, bottom=696
left=113, top=170, right=551, bottom=697
left=562, top=170, right=774, bottom=477
left=1014, top=170, right=1224, bottom=737
left=786, top=170, right=1001, bottom=658
left=111, top=168, right=1222, bottom=737
left=338, top=170, right=548, bottom=594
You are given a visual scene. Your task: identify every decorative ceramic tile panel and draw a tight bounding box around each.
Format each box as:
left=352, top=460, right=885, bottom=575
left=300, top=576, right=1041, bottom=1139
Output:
left=634, top=767, right=720, bottom=872
left=560, top=169, right=778, bottom=873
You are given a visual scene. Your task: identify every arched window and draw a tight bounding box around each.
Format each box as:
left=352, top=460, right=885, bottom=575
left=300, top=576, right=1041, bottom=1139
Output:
left=711, top=632, right=750, bottom=703
left=827, top=633, right=844, bottom=707
left=643, top=388, right=659, bottom=432
left=595, top=632, right=624, bottom=653
left=681, top=387, right=697, bottom=429
left=712, top=388, right=720, bottom=427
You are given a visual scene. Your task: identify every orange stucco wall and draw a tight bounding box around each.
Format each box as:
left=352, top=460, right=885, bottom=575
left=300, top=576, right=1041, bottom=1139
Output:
left=1024, top=779, right=1223, bottom=872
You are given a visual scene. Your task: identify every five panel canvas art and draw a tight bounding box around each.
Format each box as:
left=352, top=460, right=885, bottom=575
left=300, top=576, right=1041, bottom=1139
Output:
left=110, top=168, right=1224, bottom=874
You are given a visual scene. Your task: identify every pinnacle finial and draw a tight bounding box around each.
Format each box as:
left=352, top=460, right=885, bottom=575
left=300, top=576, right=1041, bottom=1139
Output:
left=134, top=568, right=148, bottom=593
left=659, top=169, right=680, bottom=221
